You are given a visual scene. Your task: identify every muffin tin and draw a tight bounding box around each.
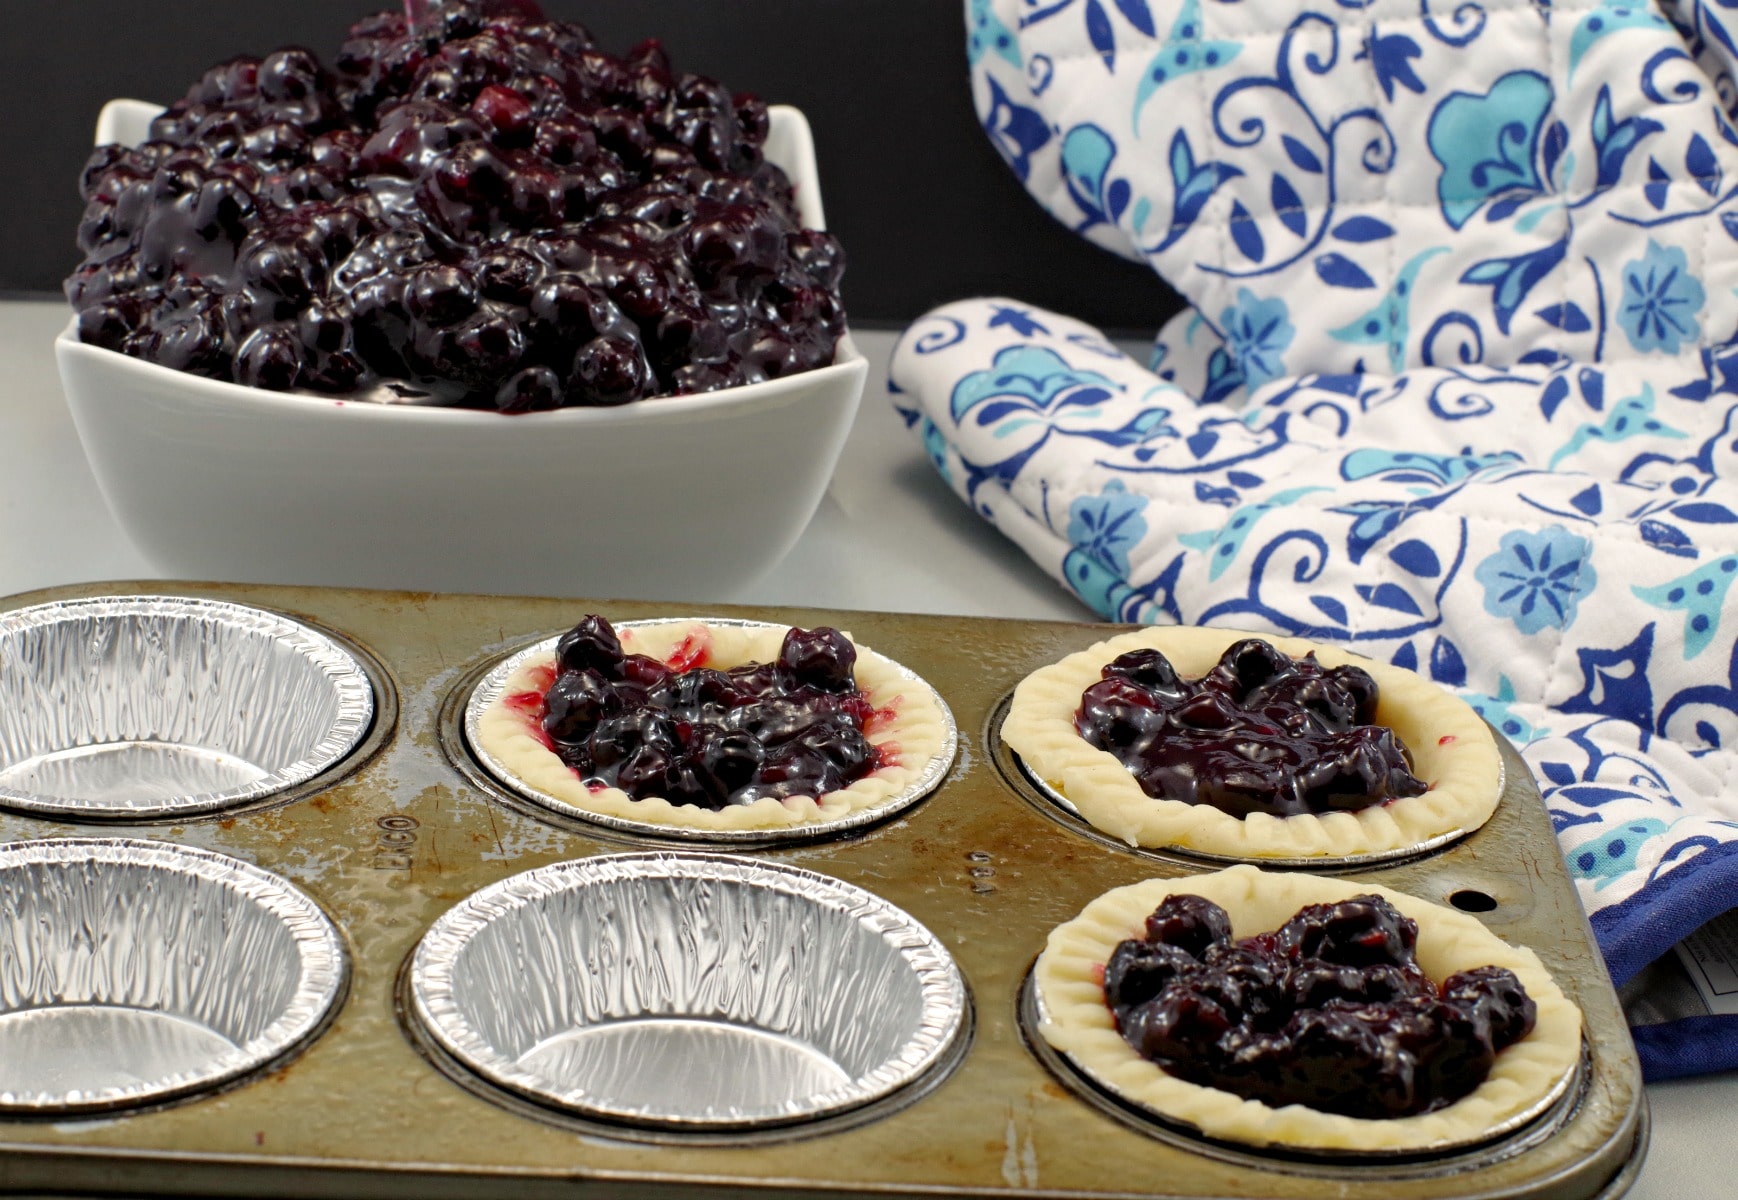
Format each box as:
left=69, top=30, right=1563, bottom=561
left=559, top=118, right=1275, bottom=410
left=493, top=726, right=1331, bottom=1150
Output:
left=0, top=581, right=1645, bottom=1199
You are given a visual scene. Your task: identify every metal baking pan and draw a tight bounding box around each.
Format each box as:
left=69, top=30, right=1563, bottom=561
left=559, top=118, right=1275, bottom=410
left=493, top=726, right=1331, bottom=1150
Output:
left=0, top=581, right=1644, bottom=1199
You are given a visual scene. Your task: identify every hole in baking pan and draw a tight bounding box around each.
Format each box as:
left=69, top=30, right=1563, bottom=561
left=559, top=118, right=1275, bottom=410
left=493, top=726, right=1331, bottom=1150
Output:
left=0, top=838, right=347, bottom=1115
left=985, top=691, right=1467, bottom=874
left=441, top=618, right=956, bottom=847
left=1450, top=889, right=1500, bottom=913
left=1015, top=964, right=1586, bottom=1175
left=0, top=596, right=382, bottom=822
left=403, top=851, right=970, bottom=1141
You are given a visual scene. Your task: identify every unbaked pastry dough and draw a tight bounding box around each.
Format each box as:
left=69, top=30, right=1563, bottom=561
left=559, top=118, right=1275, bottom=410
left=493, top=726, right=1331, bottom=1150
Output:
left=1035, top=864, right=1582, bottom=1153
left=475, top=619, right=950, bottom=832
left=1002, top=625, right=1501, bottom=859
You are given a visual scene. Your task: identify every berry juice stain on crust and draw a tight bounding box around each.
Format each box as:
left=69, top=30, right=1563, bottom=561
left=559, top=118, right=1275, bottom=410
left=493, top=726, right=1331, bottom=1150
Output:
left=68, top=0, right=847, bottom=411
left=524, top=615, right=883, bottom=810
left=662, top=630, right=709, bottom=673
left=1103, top=894, right=1537, bottom=1120
left=1075, top=638, right=1429, bottom=819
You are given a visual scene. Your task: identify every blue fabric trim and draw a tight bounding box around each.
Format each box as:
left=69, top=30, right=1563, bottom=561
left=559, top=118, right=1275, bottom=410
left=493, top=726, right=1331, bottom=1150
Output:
left=1590, top=839, right=1738, bottom=987
left=1634, top=1014, right=1738, bottom=1082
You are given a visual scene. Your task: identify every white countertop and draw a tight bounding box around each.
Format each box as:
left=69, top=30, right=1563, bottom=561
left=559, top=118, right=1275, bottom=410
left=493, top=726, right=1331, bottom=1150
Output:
left=1, top=298, right=1730, bottom=1197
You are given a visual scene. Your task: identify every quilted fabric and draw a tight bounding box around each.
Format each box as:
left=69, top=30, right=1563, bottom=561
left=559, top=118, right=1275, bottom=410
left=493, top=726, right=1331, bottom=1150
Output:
left=893, top=0, right=1738, bottom=1077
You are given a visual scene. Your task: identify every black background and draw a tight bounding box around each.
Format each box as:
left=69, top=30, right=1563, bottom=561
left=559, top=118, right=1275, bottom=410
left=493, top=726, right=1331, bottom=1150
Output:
left=5, top=0, right=1182, bottom=334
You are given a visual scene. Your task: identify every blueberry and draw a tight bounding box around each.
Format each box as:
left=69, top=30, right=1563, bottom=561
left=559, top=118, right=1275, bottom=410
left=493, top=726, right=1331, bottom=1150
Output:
left=555, top=614, right=624, bottom=674
left=647, top=667, right=739, bottom=719
left=1442, top=966, right=1536, bottom=1050
left=233, top=327, right=302, bottom=390
left=1143, top=894, right=1233, bottom=960
left=1289, top=961, right=1422, bottom=1010
left=1281, top=1004, right=1422, bottom=1118
left=804, top=723, right=874, bottom=775
left=76, top=301, right=140, bottom=354
left=661, top=758, right=725, bottom=809
left=1122, top=986, right=1235, bottom=1063
left=614, top=743, right=673, bottom=797
left=617, top=653, right=671, bottom=689
left=541, top=668, right=617, bottom=744
left=493, top=364, right=563, bottom=413
left=586, top=709, right=679, bottom=771
left=696, top=728, right=764, bottom=794
left=777, top=626, right=856, bottom=692
left=569, top=334, right=652, bottom=406
left=1279, top=896, right=1418, bottom=969
left=1213, top=639, right=1292, bottom=699
left=1103, top=940, right=1196, bottom=1011
left=1102, top=647, right=1182, bottom=695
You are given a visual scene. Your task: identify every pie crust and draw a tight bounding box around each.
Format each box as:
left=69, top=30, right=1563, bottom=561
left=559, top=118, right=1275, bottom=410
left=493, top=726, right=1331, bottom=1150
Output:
left=1002, top=626, right=1501, bottom=859
left=474, top=619, right=950, bottom=832
left=1034, top=865, right=1582, bottom=1153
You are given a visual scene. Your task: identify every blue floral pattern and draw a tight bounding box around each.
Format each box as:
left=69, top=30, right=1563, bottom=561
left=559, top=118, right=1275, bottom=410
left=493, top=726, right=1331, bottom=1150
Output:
left=1068, top=480, right=1149, bottom=576
left=1617, top=241, right=1705, bottom=355
left=1427, top=72, right=1554, bottom=231
left=1220, top=289, right=1293, bottom=391
left=900, top=0, right=1738, bottom=1080
left=1475, top=528, right=1597, bottom=635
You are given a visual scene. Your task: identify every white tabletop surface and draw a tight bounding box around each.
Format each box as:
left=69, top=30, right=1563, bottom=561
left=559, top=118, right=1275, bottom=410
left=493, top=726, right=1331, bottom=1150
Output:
left=1, top=298, right=1730, bottom=1197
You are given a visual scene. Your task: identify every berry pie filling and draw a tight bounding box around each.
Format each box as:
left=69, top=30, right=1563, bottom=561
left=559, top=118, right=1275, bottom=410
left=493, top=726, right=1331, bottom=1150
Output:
left=1034, top=866, right=1581, bottom=1151
left=69, top=0, right=846, bottom=410
left=1001, top=626, right=1501, bottom=859
left=1103, top=893, right=1535, bottom=1120
left=1076, top=639, right=1429, bottom=819
left=475, top=616, right=952, bottom=830
left=510, top=615, right=881, bottom=809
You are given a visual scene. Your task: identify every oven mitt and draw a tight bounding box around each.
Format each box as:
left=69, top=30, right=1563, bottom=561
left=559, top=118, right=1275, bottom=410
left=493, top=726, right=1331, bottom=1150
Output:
left=892, top=0, right=1738, bottom=1079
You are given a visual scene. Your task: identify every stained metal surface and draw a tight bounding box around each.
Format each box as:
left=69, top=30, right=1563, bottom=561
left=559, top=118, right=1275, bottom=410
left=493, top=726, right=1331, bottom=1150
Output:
left=0, top=582, right=1644, bottom=1200
left=408, top=851, right=966, bottom=1128
left=0, top=837, right=346, bottom=1114
left=0, top=596, right=373, bottom=819
left=462, top=617, right=958, bottom=843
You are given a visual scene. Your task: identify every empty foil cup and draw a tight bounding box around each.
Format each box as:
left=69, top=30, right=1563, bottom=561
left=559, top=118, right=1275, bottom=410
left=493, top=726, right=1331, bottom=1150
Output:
left=0, top=838, right=347, bottom=1113
left=408, top=853, right=967, bottom=1130
left=0, top=596, right=374, bottom=819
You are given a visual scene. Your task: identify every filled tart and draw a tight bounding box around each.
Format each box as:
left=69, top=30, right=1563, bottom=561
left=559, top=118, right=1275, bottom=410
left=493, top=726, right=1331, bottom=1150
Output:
left=1034, top=865, right=1582, bottom=1153
left=1002, top=626, right=1501, bottom=860
left=473, top=615, right=950, bottom=832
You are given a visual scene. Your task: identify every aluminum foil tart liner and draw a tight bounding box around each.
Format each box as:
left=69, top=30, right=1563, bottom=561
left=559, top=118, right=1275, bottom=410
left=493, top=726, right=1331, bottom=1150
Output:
left=1020, top=972, right=1582, bottom=1166
left=409, top=852, right=968, bottom=1129
left=462, top=618, right=957, bottom=843
left=0, top=596, right=374, bottom=819
left=0, top=838, right=347, bottom=1114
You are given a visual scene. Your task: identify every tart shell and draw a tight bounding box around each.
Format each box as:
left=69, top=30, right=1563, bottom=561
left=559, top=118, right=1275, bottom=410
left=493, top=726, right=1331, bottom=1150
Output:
left=471, top=619, right=953, bottom=835
left=1001, top=626, right=1502, bottom=860
left=1034, top=864, right=1583, bottom=1154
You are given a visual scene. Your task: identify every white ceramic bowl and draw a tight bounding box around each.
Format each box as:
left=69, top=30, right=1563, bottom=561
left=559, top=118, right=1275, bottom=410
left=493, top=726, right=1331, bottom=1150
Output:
left=57, top=100, right=866, bottom=599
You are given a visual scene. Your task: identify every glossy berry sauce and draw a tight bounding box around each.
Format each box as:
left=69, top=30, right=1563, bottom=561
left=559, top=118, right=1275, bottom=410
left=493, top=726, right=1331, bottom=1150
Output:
left=509, top=615, right=885, bottom=809
left=1076, top=639, right=1428, bottom=818
left=1102, top=893, right=1537, bottom=1119
left=67, top=0, right=846, bottom=410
